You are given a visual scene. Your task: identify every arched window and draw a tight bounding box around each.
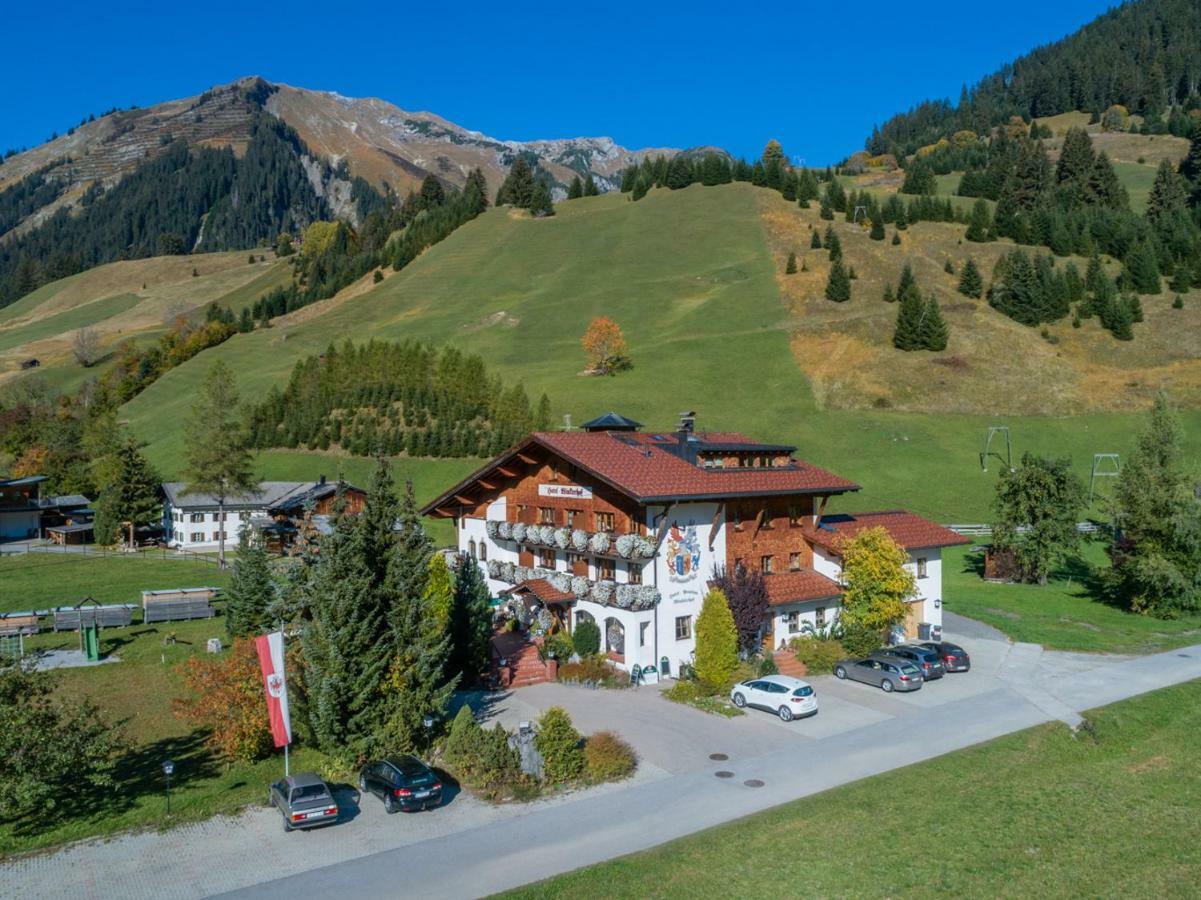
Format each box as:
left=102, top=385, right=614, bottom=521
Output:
left=604, top=617, right=625, bottom=657
left=468, top=539, right=477, bottom=559
left=479, top=541, right=487, bottom=561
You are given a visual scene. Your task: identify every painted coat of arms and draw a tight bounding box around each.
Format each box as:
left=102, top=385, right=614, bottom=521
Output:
left=665, top=523, right=701, bottom=582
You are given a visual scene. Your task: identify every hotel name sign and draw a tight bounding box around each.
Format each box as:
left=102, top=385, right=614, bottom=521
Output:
left=538, top=484, right=593, bottom=500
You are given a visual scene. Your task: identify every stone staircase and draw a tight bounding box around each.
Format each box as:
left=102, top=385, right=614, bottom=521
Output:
left=491, top=630, right=552, bottom=689
left=772, top=648, right=808, bottom=679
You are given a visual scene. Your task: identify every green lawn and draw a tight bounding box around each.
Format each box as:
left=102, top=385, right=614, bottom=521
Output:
left=942, top=543, right=1201, bottom=654
left=2, top=609, right=331, bottom=857
left=0, top=551, right=229, bottom=614
left=503, top=679, right=1201, bottom=899
left=119, top=183, right=1201, bottom=526
left=1113, top=160, right=1158, bottom=214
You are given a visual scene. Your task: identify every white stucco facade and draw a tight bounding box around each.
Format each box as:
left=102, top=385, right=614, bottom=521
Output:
left=164, top=505, right=257, bottom=550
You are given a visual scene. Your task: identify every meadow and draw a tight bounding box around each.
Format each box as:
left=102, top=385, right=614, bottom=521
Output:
left=503, top=680, right=1201, bottom=898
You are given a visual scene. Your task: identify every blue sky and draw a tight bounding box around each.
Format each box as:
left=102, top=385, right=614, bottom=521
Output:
left=4, top=1, right=1116, bottom=166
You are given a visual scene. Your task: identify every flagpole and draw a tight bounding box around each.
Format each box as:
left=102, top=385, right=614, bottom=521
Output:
left=280, top=627, right=290, bottom=778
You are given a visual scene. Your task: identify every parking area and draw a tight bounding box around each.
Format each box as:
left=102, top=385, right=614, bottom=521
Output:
left=477, top=625, right=1026, bottom=770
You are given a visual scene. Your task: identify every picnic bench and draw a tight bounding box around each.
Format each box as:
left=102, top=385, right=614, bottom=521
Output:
left=142, top=588, right=219, bottom=623
left=0, top=612, right=41, bottom=636
left=53, top=604, right=135, bottom=631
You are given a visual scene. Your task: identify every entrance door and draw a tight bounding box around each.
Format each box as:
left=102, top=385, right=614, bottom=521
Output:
left=761, top=615, right=775, bottom=653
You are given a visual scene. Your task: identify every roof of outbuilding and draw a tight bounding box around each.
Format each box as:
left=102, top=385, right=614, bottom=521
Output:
left=581, top=412, right=643, bottom=431
left=763, top=570, right=843, bottom=607
left=806, top=511, right=970, bottom=554
left=163, top=482, right=323, bottom=510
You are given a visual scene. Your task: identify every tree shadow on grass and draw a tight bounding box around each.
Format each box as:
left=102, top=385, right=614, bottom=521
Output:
left=10, top=729, right=221, bottom=837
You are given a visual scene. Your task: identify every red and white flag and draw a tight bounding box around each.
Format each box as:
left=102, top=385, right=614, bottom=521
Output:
left=254, top=631, right=292, bottom=748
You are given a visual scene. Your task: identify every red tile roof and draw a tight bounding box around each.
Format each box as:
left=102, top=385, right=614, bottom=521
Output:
left=501, top=578, right=575, bottom=604
left=764, top=570, right=843, bottom=607
left=422, top=428, right=859, bottom=515
left=532, top=431, right=859, bottom=502
left=806, top=511, right=969, bottom=555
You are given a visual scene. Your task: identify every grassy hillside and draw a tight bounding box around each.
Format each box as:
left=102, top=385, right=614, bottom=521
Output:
left=117, top=183, right=1201, bottom=525
left=0, top=252, right=289, bottom=392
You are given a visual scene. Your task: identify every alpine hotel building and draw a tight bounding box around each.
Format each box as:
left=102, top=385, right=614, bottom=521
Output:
left=422, top=413, right=966, bottom=676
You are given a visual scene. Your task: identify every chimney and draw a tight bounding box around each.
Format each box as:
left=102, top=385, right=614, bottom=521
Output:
left=676, top=410, right=698, bottom=465
left=319, top=474, right=326, bottom=485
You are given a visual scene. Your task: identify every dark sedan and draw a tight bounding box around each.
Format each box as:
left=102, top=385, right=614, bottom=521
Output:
left=916, top=640, right=972, bottom=673
left=269, top=772, right=339, bottom=832
left=359, top=755, right=443, bottom=813
left=873, top=645, right=946, bottom=680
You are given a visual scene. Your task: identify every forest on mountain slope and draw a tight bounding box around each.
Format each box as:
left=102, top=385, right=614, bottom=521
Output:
left=867, top=0, right=1201, bottom=156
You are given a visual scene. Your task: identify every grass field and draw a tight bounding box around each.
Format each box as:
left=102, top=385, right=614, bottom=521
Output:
left=942, top=543, right=1201, bottom=654
left=503, top=679, right=1201, bottom=899
left=0, top=551, right=230, bottom=614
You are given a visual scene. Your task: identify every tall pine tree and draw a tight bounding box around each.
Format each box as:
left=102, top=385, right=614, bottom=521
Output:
left=225, top=530, right=276, bottom=638
left=449, top=555, right=493, bottom=685
left=958, top=257, right=983, bottom=298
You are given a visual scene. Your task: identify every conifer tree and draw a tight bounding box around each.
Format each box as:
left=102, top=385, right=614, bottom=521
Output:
left=529, top=181, right=555, bottom=218
left=92, top=437, right=161, bottom=547
left=882, top=283, right=895, bottom=303
left=620, top=166, right=638, bottom=193
left=226, top=530, right=276, bottom=638
left=381, top=477, right=456, bottom=750
left=498, top=156, right=535, bottom=208
left=958, top=257, right=983, bottom=298
left=965, top=198, right=992, bottom=242
left=1108, top=294, right=1135, bottom=340
left=944, top=259, right=955, bottom=275
left=896, top=262, right=919, bottom=304
left=1054, top=127, right=1095, bottom=190
left=449, top=555, right=492, bottom=684
left=1122, top=242, right=1161, bottom=294
left=900, top=157, right=936, bottom=195
left=785, top=251, right=797, bottom=274
left=694, top=588, right=738, bottom=691
left=824, top=226, right=842, bottom=261
left=631, top=175, right=650, bottom=201
left=1179, top=125, right=1201, bottom=201
left=1170, top=259, right=1192, bottom=293
left=819, top=196, right=834, bottom=220
left=1146, top=159, right=1188, bottom=231
left=825, top=258, right=851, bottom=302
left=810, top=230, right=822, bottom=249
left=891, top=231, right=901, bottom=245
left=870, top=216, right=885, bottom=240
left=583, top=173, right=599, bottom=196
left=893, top=285, right=925, bottom=350
left=567, top=176, right=583, bottom=200
left=919, top=295, right=949, bottom=351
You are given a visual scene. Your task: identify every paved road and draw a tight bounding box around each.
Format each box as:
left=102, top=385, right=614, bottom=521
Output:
left=5, top=626, right=1200, bottom=899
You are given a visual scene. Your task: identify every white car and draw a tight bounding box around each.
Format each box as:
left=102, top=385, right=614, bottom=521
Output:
left=730, top=674, right=818, bottom=721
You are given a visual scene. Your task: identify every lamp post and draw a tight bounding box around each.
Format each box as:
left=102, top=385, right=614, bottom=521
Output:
left=162, top=759, right=175, bottom=815
left=422, top=714, right=434, bottom=755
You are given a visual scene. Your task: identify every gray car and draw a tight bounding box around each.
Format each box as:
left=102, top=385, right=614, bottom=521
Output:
left=833, top=656, right=924, bottom=692
left=871, top=645, right=946, bottom=680
left=269, top=772, right=339, bottom=832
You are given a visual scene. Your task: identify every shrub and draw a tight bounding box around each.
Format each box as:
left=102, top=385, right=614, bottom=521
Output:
left=663, top=679, right=716, bottom=702
left=572, top=620, right=601, bottom=656
left=175, top=638, right=272, bottom=763
left=694, top=588, right=738, bottom=690
left=788, top=636, right=845, bottom=674
left=444, top=705, right=483, bottom=770
left=535, top=707, right=584, bottom=783
left=758, top=655, right=779, bottom=676
left=538, top=633, right=574, bottom=663
left=839, top=623, right=884, bottom=657
left=474, top=723, right=523, bottom=789
left=557, top=655, right=625, bottom=687
left=584, top=731, right=636, bottom=783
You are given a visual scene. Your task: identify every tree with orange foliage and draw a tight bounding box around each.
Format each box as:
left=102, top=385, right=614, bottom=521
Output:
left=175, top=638, right=272, bottom=763
left=580, top=317, right=631, bottom=375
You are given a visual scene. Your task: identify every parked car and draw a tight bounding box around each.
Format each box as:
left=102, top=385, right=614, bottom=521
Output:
left=269, top=772, right=339, bottom=832
left=872, top=645, right=946, bottom=680
left=916, top=640, right=972, bottom=673
left=833, top=656, right=923, bottom=692
left=358, top=755, right=443, bottom=812
left=730, top=674, right=818, bottom=721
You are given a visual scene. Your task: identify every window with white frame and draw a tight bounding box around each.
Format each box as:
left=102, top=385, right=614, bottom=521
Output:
left=190, top=532, right=204, bottom=543
left=784, top=611, right=800, bottom=633
left=675, top=615, right=692, bottom=641
left=917, top=557, right=928, bottom=579
left=190, top=513, right=203, bottom=524
left=815, top=606, right=827, bottom=628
